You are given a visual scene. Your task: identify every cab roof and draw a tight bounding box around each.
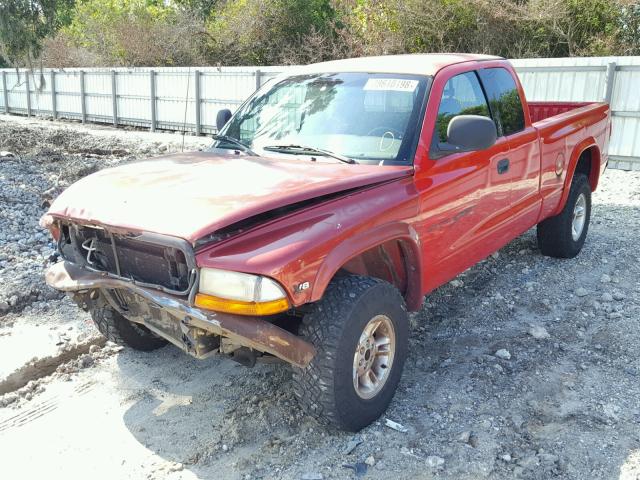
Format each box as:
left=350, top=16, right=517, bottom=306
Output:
left=296, top=53, right=504, bottom=77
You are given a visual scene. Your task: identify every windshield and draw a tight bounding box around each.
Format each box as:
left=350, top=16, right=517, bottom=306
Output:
left=214, top=72, right=430, bottom=165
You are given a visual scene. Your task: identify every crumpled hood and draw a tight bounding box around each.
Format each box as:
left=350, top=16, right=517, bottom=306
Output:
left=48, top=152, right=412, bottom=244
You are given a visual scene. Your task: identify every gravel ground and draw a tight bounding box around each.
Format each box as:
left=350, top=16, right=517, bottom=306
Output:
left=0, top=116, right=639, bottom=480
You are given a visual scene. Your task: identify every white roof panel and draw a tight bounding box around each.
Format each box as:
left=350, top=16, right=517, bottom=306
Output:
left=293, top=53, right=504, bottom=76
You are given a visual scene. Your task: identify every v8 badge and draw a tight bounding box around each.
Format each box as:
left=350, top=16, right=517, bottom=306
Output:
left=294, top=281, right=311, bottom=293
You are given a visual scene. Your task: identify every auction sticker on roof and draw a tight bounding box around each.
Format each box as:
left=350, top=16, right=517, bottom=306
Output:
left=363, top=78, right=419, bottom=92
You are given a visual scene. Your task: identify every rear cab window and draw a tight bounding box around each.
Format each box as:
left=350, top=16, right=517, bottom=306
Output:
left=477, top=68, right=525, bottom=136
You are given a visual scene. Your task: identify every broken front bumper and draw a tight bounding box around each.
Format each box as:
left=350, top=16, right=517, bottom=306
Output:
left=45, top=261, right=315, bottom=368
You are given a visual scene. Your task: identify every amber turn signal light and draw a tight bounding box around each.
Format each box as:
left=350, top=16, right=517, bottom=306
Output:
left=194, top=293, right=290, bottom=316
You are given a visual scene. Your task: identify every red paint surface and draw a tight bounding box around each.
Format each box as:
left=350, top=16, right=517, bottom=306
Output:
left=528, top=101, right=591, bottom=123
left=47, top=58, right=611, bottom=312
left=47, top=153, right=412, bottom=243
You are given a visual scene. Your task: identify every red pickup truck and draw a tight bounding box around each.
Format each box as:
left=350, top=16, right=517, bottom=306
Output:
left=42, top=54, right=611, bottom=431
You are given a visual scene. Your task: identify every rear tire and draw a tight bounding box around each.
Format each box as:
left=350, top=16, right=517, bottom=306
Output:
left=90, top=293, right=167, bottom=351
left=537, top=173, right=591, bottom=258
left=292, top=275, right=409, bottom=431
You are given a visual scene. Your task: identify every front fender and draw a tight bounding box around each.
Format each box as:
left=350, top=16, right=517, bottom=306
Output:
left=310, top=222, right=423, bottom=311
left=196, top=176, right=421, bottom=309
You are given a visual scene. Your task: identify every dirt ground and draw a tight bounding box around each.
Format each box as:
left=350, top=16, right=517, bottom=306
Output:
left=0, top=115, right=639, bottom=480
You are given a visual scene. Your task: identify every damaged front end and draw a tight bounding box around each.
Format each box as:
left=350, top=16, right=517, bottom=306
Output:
left=44, top=220, right=315, bottom=368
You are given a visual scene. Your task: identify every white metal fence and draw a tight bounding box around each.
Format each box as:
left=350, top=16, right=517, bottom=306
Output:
left=0, top=66, right=283, bottom=134
left=511, top=57, right=640, bottom=171
left=1, top=57, right=639, bottom=170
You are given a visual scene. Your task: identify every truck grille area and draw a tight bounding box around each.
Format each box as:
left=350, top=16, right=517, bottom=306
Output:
left=58, top=223, right=193, bottom=295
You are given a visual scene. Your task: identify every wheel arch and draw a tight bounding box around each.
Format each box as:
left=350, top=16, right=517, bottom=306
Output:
left=555, top=139, right=601, bottom=216
left=309, top=223, right=424, bottom=311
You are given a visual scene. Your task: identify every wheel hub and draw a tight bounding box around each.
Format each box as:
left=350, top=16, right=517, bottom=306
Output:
left=353, top=314, right=396, bottom=399
left=572, top=193, right=587, bottom=241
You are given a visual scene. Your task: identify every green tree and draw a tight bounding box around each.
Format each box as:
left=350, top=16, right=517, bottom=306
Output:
left=61, top=0, right=205, bottom=66
left=514, top=0, right=620, bottom=57
left=0, top=0, right=73, bottom=66
left=18, top=0, right=640, bottom=68
left=618, top=1, right=640, bottom=54
left=173, top=0, right=219, bottom=19
left=206, top=0, right=343, bottom=65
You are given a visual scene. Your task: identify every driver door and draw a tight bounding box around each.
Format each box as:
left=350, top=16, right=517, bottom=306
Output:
left=414, top=70, right=513, bottom=290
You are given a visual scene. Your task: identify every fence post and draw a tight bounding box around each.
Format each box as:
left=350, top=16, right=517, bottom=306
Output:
left=604, top=62, right=616, bottom=105
left=150, top=70, right=156, bottom=132
left=25, top=71, right=32, bottom=116
left=111, top=70, right=118, bottom=126
left=79, top=70, right=86, bottom=123
left=50, top=71, right=57, bottom=119
left=2, top=71, right=8, bottom=114
left=255, top=69, right=262, bottom=91
left=194, top=70, right=201, bottom=136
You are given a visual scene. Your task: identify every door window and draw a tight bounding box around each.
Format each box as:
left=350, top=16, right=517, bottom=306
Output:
left=433, top=71, right=491, bottom=144
left=477, top=68, right=525, bottom=136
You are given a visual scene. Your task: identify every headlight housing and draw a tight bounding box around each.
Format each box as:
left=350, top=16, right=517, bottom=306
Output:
left=195, top=268, right=290, bottom=316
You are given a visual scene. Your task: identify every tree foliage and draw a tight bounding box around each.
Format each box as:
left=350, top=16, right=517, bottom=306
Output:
left=58, top=0, right=206, bottom=66
left=205, top=0, right=343, bottom=65
left=0, top=0, right=73, bottom=66
left=1, top=0, right=638, bottom=67
left=619, top=0, right=640, bottom=54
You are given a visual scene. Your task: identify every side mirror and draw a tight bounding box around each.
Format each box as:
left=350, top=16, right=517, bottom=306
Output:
left=444, top=115, right=497, bottom=153
left=216, top=109, right=232, bottom=130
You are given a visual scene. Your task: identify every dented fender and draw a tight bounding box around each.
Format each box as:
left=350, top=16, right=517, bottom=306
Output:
left=195, top=176, right=422, bottom=309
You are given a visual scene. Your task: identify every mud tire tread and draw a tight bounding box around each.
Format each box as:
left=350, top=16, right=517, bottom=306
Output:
left=90, top=294, right=167, bottom=351
left=292, top=275, right=408, bottom=431
left=537, top=173, right=591, bottom=259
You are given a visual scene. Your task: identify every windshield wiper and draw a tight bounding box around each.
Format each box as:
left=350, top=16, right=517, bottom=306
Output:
left=263, top=144, right=357, bottom=164
left=211, top=134, right=259, bottom=156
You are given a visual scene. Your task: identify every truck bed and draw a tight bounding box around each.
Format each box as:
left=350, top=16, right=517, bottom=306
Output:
left=530, top=101, right=610, bottom=222
left=528, top=101, right=592, bottom=123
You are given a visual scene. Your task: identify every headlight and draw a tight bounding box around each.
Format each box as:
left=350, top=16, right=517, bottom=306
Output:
left=195, top=268, right=290, bottom=316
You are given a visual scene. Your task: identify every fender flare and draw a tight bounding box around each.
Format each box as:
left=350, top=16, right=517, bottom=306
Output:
left=309, top=222, right=424, bottom=311
left=553, top=137, right=600, bottom=216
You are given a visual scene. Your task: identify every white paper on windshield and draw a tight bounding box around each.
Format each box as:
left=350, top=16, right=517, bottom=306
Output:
left=363, top=78, right=418, bottom=92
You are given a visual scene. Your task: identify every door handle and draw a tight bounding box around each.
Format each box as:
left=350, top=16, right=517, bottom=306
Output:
left=497, top=158, right=510, bottom=174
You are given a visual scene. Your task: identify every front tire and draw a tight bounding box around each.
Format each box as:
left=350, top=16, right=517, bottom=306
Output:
left=537, top=173, right=591, bottom=258
left=292, top=276, right=409, bottom=431
left=90, top=293, right=167, bottom=351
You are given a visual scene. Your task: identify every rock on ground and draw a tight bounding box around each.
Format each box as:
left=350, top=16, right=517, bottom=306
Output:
left=528, top=324, right=550, bottom=340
